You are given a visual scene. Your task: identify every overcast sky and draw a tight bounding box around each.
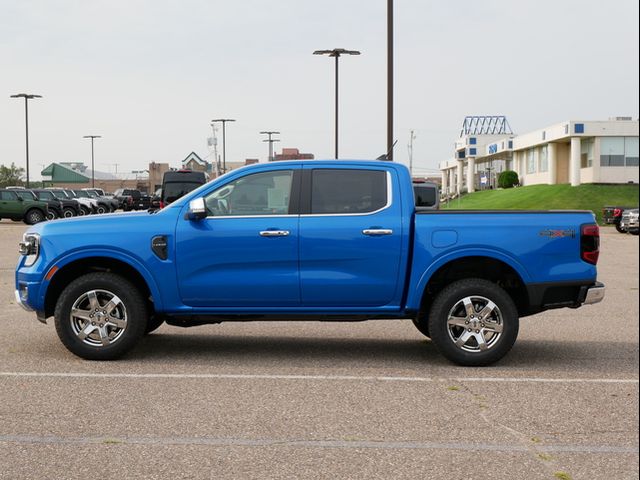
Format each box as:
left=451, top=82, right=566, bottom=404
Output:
left=1, top=0, right=638, bottom=178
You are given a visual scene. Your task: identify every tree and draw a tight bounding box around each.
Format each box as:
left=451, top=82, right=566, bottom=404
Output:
left=498, top=170, right=519, bottom=189
left=0, top=163, right=25, bottom=188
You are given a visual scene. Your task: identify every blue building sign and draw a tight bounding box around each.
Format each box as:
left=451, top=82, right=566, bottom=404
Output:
left=488, top=144, right=498, bottom=154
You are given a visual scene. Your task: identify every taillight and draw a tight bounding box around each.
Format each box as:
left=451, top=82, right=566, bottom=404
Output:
left=581, top=224, right=600, bottom=265
left=613, top=208, right=622, bottom=217
left=159, top=201, right=165, bottom=209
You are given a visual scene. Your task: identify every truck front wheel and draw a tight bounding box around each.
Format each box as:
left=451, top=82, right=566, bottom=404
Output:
left=54, top=272, right=148, bottom=360
left=428, top=279, right=519, bottom=366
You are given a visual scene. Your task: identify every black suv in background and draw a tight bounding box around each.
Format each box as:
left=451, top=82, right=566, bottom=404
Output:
left=113, top=188, right=151, bottom=211
left=161, top=170, right=207, bottom=207
left=31, top=189, right=80, bottom=218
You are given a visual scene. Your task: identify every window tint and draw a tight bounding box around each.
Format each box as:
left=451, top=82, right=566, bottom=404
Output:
left=205, top=170, right=293, bottom=216
left=311, top=169, right=387, bottom=214
left=1, top=191, right=17, bottom=200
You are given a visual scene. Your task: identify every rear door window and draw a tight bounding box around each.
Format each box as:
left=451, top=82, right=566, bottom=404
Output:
left=311, top=169, right=387, bottom=214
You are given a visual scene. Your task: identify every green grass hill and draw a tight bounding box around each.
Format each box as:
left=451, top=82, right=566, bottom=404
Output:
left=442, top=184, right=639, bottom=224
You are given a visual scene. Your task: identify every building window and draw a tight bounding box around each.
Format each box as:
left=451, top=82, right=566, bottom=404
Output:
left=574, top=123, right=585, bottom=134
left=469, top=148, right=477, bottom=156
left=625, top=137, right=639, bottom=166
left=527, top=148, right=536, bottom=174
left=508, top=140, right=513, bottom=149
left=539, top=146, right=548, bottom=172
left=581, top=138, right=594, bottom=168
left=600, top=137, right=625, bottom=167
left=469, top=137, right=477, bottom=145
left=542, top=131, right=546, bottom=141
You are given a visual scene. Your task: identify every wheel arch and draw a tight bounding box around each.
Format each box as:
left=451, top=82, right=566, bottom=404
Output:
left=43, top=255, right=161, bottom=319
left=417, top=255, right=530, bottom=319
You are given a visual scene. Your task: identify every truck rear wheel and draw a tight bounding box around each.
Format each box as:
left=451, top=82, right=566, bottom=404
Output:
left=54, top=272, right=148, bottom=360
left=428, top=279, right=519, bottom=366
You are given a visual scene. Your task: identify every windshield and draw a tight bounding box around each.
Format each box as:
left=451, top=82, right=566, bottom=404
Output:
left=84, top=191, right=99, bottom=198
left=73, top=190, right=90, bottom=198
left=50, top=190, right=68, bottom=199
left=37, top=191, right=55, bottom=200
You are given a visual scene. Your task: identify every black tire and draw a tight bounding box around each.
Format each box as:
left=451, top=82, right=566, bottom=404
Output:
left=54, top=272, right=148, bottom=360
left=96, top=205, right=107, bottom=214
left=63, top=207, right=76, bottom=218
left=79, top=205, right=90, bottom=216
left=428, top=279, right=519, bottom=366
left=46, top=210, right=58, bottom=221
left=24, top=208, right=46, bottom=225
left=615, top=222, right=626, bottom=233
left=412, top=315, right=430, bottom=338
left=145, top=315, right=165, bottom=334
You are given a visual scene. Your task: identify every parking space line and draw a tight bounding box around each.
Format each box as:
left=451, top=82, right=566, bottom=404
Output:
left=0, top=371, right=638, bottom=384
left=0, top=434, right=637, bottom=454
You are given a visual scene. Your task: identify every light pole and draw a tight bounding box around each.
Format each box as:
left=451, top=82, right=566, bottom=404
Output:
left=83, top=135, right=102, bottom=188
left=313, top=48, right=360, bottom=159
left=10, top=93, right=42, bottom=187
left=387, top=0, right=394, bottom=161
left=260, top=131, right=280, bottom=161
left=211, top=119, right=235, bottom=172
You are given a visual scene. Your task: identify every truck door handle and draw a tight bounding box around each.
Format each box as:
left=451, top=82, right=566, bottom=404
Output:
left=259, top=230, right=290, bottom=237
left=362, top=229, right=393, bottom=236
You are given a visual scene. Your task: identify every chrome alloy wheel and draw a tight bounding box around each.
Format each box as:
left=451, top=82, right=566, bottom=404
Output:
left=446, top=295, right=503, bottom=353
left=69, top=289, right=128, bottom=347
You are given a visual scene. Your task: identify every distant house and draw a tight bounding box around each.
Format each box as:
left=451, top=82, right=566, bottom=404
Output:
left=181, top=152, right=210, bottom=173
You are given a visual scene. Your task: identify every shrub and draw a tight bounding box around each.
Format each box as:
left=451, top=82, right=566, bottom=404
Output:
left=498, top=170, right=519, bottom=189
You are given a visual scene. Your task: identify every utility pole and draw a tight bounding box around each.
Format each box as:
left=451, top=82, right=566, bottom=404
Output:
left=387, top=0, right=394, bottom=161
left=83, top=135, right=102, bottom=188
left=408, top=130, right=416, bottom=175
left=209, top=123, right=220, bottom=177
left=260, top=131, right=280, bottom=161
left=211, top=119, right=235, bottom=172
left=313, top=48, right=361, bottom=159
left=10, top=93, right=42, bottom=187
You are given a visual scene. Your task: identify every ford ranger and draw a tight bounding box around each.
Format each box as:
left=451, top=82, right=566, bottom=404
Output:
left=15, top=160, right=605, bottom=366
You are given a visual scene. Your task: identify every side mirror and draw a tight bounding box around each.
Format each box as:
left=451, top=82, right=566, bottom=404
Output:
left=186, top=197, right=207, bottom=221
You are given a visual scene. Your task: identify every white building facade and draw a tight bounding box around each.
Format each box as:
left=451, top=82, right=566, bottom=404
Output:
left=440, top=118, right=639, bottom=195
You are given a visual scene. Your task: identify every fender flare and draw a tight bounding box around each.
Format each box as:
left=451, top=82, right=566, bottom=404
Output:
left=406, top=247, right=532, bottom=310
left=39, top=247, right=164, bottom=312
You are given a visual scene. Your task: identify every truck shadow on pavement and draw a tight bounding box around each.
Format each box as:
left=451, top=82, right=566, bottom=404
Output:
left=131, top=331, right=639, bottom=375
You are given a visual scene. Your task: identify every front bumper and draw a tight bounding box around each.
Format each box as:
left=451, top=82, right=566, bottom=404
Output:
left=15, top=289, right=47, bottom=323
left=15, top=288, right=34, bottom=312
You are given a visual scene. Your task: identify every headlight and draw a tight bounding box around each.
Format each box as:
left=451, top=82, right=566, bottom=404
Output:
left=19, top=233, right=40, bottom=266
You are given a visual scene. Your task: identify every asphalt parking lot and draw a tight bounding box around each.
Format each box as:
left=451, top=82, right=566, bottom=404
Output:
left=0, top=219, right=638, bottom=480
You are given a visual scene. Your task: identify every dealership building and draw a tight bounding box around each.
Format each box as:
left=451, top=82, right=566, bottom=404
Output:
left=440, top=116, right=639, bottom=195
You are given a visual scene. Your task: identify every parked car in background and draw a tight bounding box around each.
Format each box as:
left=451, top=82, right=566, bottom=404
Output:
left=620, top=208, right=639, bottom=235
left=161, top=170, right=207, bottom=207
left=83, top=189, right=119, bottom=212
left=31, top=189, right=79, bottom=218
left=72, top=190, right=110, bottom=214
left=0, top=188, right=48, bottom=224
left=150, top=188, right=162, bottom=209
left=15, top=190, right=63, bottom=220
left=602, top=205, right=636, bottom=233
left=113, top=188, right=151, bottom=211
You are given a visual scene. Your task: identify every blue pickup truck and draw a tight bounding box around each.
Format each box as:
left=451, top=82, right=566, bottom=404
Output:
left=15, top=160, right=604, bottom=365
